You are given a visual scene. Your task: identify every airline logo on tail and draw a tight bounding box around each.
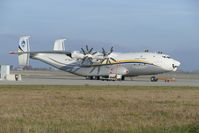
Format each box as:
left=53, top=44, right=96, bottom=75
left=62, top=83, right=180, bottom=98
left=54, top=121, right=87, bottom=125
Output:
left=18, top=36, right=30, bottom=53
left=18, top=40, right=26, bottom=52
left=21, top=41, right=26, bottom=48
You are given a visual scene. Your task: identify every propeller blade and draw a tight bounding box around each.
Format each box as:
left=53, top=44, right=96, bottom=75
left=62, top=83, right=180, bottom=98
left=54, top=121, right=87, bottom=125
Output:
left=100, top=59, right=105, bottom=64
left=110, top=46, right=113, bottom=53
left=89, top=48, right=93, bottom=54
left=106, top=59, right=109, bottom=64
left=86, top=45, right=89, bottom=53
left=81, top=58, right=86, bottom=64
left=88, top=58, right=93, bottom=65
left=102, top=48, right=106, bottom=56
left=110, top=58, right=117, bottom=62
left=92, top=51, right=97, bottom=55
left=108, top=59, right=111, bottom=64
left=81, top=48, right=86, bottom=55
left=108, top=46, right=113, bottom=55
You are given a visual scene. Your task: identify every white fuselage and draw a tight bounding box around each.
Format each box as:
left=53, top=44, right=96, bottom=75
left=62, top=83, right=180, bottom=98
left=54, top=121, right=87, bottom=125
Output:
left=31, top=51, right=180, bottom=77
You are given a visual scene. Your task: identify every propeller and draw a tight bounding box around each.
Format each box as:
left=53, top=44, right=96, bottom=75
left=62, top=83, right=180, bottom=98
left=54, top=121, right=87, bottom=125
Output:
left=81, top=45, right=97, bottom=55
left=86, top=46, right=117, bottom=74
left=88, top=46, right=116, bottom=74
left=100, top=46, right=117, bottom=65
left=77, top=45, right=116, bottom=66
left=80, top=45, right=97, bottom=65
left=81, top=56, right=93, bottom=65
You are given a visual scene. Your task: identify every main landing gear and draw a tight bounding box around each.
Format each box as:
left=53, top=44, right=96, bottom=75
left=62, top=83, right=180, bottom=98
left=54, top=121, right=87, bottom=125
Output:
left=86, top=75, right=125, bottom=81
left=121, top=76, right=125, bottom=81
left=86, top=76, right=100, bottom=80
left=150, top=76, right=158, bottom=82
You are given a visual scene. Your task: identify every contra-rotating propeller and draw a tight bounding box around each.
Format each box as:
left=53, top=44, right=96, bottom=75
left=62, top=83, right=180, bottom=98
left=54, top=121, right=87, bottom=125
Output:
left=80, top=45, right=97, bottom=65
left=89, top=46, right=117, bottom=74
left=100, top=46, right=117, bottom=65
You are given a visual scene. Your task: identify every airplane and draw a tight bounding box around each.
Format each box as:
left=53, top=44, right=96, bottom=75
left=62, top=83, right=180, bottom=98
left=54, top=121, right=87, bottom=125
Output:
left=10, top=36, right=181, bottom=81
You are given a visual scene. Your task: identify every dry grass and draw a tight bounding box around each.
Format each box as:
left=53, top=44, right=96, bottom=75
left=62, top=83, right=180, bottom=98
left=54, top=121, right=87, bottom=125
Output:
left=0, top=85, right=198, bottom=133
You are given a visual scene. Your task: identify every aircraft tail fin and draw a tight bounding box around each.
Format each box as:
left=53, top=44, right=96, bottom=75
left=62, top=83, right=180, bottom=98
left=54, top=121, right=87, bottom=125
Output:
left=53, top=39, right=66, bottom=51
left=18, top=36, right=31, bottom=66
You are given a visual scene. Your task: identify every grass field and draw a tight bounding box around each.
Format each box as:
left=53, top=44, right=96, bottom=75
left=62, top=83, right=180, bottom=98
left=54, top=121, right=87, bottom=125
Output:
left=0, top=85, right=198, bottom=133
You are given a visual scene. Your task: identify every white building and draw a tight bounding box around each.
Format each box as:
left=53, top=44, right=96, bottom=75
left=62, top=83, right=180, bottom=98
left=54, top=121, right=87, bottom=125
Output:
left=0, top=65, right=21, bottom=81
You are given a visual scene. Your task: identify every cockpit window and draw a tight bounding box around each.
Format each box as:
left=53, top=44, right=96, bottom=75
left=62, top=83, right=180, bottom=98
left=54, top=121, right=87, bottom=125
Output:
left=162, top=55, right=170, bottom=59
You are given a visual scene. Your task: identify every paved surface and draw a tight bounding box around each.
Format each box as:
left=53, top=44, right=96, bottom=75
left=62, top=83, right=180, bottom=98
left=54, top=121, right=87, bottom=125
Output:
left=0, top=70, right=199, bottom=86
left=1, top=77, right=199, bottom=86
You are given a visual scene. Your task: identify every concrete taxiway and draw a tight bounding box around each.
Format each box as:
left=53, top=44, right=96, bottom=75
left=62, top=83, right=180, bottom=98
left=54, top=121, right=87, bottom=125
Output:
left=0, top=70, right=199, bottom=86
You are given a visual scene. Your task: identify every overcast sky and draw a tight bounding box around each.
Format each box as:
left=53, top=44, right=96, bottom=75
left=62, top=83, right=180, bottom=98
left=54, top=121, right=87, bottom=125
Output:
left=0, top=0, right=199, bottom=71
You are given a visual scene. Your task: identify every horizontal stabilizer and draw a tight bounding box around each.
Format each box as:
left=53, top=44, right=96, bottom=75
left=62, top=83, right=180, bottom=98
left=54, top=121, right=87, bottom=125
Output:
left=10, top=51, right=72, bottom=57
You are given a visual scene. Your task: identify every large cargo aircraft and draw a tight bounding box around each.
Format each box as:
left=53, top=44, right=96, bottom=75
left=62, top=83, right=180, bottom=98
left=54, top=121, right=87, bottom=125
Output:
left=10, top=36, right=180, bottom=81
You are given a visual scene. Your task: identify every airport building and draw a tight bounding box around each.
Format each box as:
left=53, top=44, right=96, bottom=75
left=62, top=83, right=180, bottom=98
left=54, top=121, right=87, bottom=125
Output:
left=0, top=65, right=21, bottom=81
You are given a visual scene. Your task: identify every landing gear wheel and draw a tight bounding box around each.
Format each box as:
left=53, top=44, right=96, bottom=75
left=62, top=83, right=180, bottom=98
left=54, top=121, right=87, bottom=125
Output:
left=121, top=76, right=125, bottom=81
left=151, top=76, right=158, bottom=82
left=88, top=76, right=93, bottom=80
left=95, top=76, right=100, bottom=80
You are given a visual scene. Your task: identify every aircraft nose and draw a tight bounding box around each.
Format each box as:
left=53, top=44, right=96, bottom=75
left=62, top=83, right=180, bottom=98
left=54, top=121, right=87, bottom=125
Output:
left=172, top=60, right=181, bottom=71
left=175, top=60, right=181, bottom=67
